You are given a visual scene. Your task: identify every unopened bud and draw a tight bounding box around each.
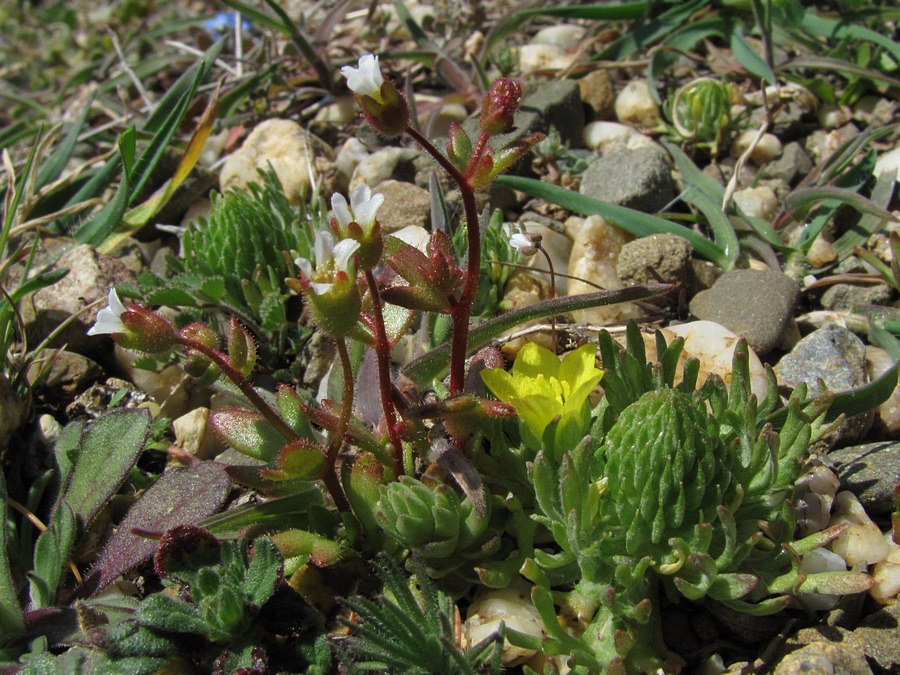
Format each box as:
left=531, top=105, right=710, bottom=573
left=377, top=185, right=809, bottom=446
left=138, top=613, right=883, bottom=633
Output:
left=480, top=78, right=522, bottom=136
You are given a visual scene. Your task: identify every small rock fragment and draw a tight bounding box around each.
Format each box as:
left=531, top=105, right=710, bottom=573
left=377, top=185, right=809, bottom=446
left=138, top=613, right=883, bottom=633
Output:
left=220, top=119, right=335, bottom=202
left=615, top=79, right=660, bottom=127
left=689, top=269, right=799, bottom=355
left=579, top=145, right=675, bottom=213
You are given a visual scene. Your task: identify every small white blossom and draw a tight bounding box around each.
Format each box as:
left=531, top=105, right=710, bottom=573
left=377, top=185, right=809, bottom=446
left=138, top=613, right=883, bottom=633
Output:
left=87, top=289, right=127, bottom=336
left=331, top=184, right=384, bottom=230
left=509, top=231, right=540, bottom=256
left=295, top=231, right=360, bottom=295
left=340, top=53, right=384, bottom=101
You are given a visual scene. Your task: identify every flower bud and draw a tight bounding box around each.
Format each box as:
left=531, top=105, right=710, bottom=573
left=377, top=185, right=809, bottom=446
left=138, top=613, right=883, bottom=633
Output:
left=117, top=306, right=178, bottom=354
left=341, top=53, right=409, bottom=137
left=179, top=322, right=221, bottom=382
left=87, top=288, right=176, bottom=354
left=480, top=78, right=522, bottom=136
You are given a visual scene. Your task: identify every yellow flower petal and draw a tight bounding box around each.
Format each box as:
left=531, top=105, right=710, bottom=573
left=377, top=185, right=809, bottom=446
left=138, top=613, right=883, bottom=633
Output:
left=512, top=342, right=560, bottom=381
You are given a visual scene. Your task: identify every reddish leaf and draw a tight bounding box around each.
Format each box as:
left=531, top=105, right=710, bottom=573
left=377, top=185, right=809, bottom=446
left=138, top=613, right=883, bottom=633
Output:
left=77, top=462, right=231, bottom=597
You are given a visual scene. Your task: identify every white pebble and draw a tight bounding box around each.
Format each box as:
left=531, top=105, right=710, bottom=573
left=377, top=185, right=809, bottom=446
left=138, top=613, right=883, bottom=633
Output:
left=533, top=24, right=585, bottom=50
left=664, top=321, right=769, bottom=401
left=615, top=80, right=660, bottom=127
left=582, top=121, right=655, bottom=153
left=733, top=186, right=778, bottom=220
left=464, top=584, right=544, bottom=666
left=517, top=43, right=574, bottom=74
left=871, top=536, right=900, bottom=603
left=730, top=130, right=783, bottom=163
left=799, top=548, right=847, bottom=611
left=875, top=145, right=900, bottom=182
left=829, top=491, right=892, bottom=567
left=818, top=103, right=852, bottom=130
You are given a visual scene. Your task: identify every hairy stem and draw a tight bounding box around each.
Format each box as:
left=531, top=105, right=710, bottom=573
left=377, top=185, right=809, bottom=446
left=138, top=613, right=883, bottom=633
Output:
left=538, top=245, right=558, bottom=352
left=323, top=339, right=353, bottom=512
left=404, top=124, right=481, bottom=395
left=365, top=269, right=404, bottom=476
left=178, top=337, right=299, bottom=442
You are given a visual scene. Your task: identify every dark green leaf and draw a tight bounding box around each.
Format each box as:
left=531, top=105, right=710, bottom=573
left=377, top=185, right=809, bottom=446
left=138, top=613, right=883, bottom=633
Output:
left=61, top=408, right=152, bottom=527
left=730, top=25, right=776, bottom=84
left=0, top=472, right=25, bottom=634
left=29, top=502, right=77, bottom=608
left=137, top=594, right=208, bottom=635
left=243, top=537, right=281, bottom=607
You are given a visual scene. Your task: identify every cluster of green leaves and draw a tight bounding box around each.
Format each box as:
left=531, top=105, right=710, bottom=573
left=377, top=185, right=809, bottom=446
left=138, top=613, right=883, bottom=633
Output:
left=80, top=527, right=327, bottom=675
left=662, top=78, right=735, bottom=153
left=339, top=556, right=503, bottom=674
left=1, top=409, right=154, bottom=654
left=514, top=325, right=873, bottom=673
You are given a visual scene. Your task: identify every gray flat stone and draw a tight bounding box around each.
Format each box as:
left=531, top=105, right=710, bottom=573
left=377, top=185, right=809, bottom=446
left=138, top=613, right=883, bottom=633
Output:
left=579, top=145, right=675, bottom=213
left=828, top=441, right=900, bottom=516
left=820, top=283, right=895, bottom=312
left=688, top=269, right=799, bottom=355
left=775, top=323, right=872, bottom=445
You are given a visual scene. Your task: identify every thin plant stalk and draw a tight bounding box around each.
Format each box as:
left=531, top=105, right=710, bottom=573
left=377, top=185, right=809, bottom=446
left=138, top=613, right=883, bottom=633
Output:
left=177, top=336, right=299, bottom=443
left=404, top=124, right=482, bottom=396
left=324, top=339, right=354, bottom=511
left=537, top=245, right=558, bottom=352
left=364, top=269, right=404, bottom=476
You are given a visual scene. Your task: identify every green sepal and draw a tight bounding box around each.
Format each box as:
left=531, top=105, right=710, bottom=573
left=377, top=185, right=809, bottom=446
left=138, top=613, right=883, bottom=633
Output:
left=227, top=316, right=257, bottom=378
left=342, top=452, right=388, bottom=547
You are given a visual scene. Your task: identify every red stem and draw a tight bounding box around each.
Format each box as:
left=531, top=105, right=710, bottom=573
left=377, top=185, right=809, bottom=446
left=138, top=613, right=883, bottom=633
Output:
left=364, top=269, right=404, bottom=476
left=178, top=337, right=298, bottom=442
left=323, top=339, right=353, bottom=512
left=404, top=124, right=481, bottom=395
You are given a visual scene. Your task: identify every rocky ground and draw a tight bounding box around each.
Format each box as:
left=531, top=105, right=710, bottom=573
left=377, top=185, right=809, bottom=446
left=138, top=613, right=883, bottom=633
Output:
left=2, top=1, right=900, bottom=673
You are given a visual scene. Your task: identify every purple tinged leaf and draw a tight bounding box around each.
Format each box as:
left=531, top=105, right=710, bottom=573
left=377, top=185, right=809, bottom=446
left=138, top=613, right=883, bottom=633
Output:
left=77, top=462, right=231, bottom=597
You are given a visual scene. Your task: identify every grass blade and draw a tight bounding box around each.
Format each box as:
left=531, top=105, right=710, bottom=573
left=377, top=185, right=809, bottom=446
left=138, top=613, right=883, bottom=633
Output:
left=401, top=284, right=673, bottom=386
left=496, top=174, right=730, bottom=268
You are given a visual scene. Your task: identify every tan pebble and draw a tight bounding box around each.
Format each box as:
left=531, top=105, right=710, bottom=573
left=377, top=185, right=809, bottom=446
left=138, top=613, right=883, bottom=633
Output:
left=567, top=216, right=644, bottom=325
left=615, top=80, right=660, bottom=127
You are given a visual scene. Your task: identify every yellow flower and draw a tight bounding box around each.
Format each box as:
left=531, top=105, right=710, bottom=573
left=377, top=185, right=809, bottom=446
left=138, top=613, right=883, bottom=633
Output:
left=481, top=342, right=603, bottom=452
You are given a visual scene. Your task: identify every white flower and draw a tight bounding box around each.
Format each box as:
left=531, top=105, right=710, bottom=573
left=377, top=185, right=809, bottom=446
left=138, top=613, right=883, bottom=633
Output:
left=331, top=184, right=385, bottom=230
left=295, top=231, right=360, bottom=295
left=509, top=230, right=540, bottom=256
left=87, top=288, right=127, bottom=336
left=340, top=53, right=384, bottom=101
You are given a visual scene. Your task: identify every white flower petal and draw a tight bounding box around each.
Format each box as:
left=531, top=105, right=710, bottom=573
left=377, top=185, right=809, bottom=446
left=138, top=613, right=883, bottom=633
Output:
left=354, top=192, right=384, bottom=228
left=87, top=289, right=127, bottom=336
left=331, top=193, right=352, bottom=228
left=509, top=233, right=533, bottom=251
left=340, top=53, right=384, bottom=98
left=107, top=288, right=126, bottom=316
left=332, top=238, right=361, bottom=272
left=295, top=256, right=313, bottom=280
left=310, top=281, right=335, bottom=295
left=349, top=184, right=372, bottom=212
left=314, top=230, right=335, bottom=268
